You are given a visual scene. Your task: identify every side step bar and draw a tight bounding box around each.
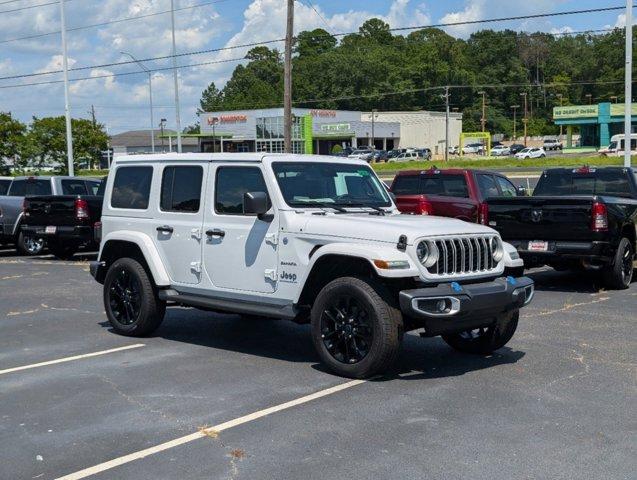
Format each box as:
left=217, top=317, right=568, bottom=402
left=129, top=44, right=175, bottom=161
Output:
left=158, top=289, right=298, bottom=320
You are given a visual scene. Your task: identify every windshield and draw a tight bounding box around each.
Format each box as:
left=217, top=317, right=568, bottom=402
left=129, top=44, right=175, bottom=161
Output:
left=534, top=170, right=633, bottom=197
left=272, top=162, right=392, bottom=208
left=519, top=148, right=530, bottom=153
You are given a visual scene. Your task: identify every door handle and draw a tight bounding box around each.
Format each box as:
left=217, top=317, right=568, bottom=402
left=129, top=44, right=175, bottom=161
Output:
left=156, top=225, right=174, bottom=234
left=206, top=229, right=225, bottom=238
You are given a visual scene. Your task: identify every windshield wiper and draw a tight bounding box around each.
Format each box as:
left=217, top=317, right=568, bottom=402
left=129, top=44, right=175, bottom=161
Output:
left=338, top=203, right=388, bottom=215
left=293, top=202, right=348, bottom=213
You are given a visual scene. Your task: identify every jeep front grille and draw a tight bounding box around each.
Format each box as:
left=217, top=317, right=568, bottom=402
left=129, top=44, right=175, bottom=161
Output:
left=427, top=235, right=498, bottom=276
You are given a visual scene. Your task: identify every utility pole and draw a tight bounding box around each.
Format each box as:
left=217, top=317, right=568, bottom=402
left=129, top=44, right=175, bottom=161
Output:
left=59, top=0, right=74, bottom=176
left=160, top=118, right=166, bottom=152
left=511, top=105, right=519, bottom=141
left=283, top=0, right=294, bottom=153
left=370, top=109, right=378, bottom=149
left=520, top=92, right=528, bottom=147
left=479, top=91, right=486, bottom=132
left=556, top=94, right=563, bottom=142
left=121, top=51, right=155, bottom=153
left=170, top=0, right=182, bottom=153
left=90, top=105, right=96, bottom=127
left=443, top=86, right=450, bottom=162
left=624, top=0, right=632, bottom=168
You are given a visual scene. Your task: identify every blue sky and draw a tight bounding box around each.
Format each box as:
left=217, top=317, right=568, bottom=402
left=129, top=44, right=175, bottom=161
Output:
left=0, top=0, right=631, bottom=133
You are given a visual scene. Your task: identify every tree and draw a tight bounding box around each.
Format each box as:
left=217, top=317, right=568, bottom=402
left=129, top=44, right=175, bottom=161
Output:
left=0, top=112, right=26, bottom=170
left=199, top=82, right=222, bottom=112
left=28, top=116, right=108, bottom=173
left=295, top=28, right=336, bottom=57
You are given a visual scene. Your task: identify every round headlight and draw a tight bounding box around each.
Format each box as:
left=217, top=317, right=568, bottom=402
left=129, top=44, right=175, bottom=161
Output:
left=416, top=240, right=439, bottom=268
left=490, top=236, right=504, bottom=262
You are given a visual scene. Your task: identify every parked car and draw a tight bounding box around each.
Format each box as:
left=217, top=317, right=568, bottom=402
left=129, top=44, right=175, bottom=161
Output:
left=486, top=166, right=637, bottom=289
left=21, top=177, right=105, bottom=259
left=491, top=145, right=511, bottom=157
left=598, top=133, right=637, bottom=157
left=509, top=144, right=526, bottom=155
left=462, top=143, right=484, bottom=155
left=371, top=150, right=388, bottom=162
left=0, top=176, right=12, bottom=196
left=390, top=152, right=421, bottom=162
left=416, top=148, right=433, bottom=160
left=391, top=168, right=522, bottom=224
left=89, top=153, right=534, bottom=379
left=448, top=145, right=460, bottom=156
left=387, top=149, right=402, bottom=161
left=543, top=138, right=563, bottom=151
left=0, top=176, right=100, bottom=255
left=347, top=148, right=374, bottom=162
left=515, top=147, right=546, bottom=159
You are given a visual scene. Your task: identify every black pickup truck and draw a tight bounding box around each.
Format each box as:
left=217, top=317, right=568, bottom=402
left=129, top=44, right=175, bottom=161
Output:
left=485, top=167, right=637, bottom=289
left=21, top=178, right=105, bottom=259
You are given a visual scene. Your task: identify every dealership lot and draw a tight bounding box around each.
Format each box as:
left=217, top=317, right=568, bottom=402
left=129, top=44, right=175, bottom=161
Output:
left=1, top=247, right=635, bottom=480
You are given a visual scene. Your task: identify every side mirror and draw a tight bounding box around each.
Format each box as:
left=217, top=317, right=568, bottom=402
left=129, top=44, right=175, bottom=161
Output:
left=516, top=186, right=527, bottom=197
left=243, top=191, right=270, bottom=219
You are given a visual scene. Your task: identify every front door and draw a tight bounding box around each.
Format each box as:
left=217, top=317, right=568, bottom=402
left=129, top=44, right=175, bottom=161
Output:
left=202, top=164, right=279, bottom=293
left=154, top=164, right=206, bottom=285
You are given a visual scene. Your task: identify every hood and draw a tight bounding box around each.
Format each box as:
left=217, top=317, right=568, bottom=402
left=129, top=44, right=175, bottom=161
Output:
left=295, top=213, right=496, bottom=245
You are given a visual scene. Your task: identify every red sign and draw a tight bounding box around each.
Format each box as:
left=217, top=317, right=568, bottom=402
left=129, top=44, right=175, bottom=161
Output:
left=310, top=109, right=336, bottom=118
left=207, top=115, right=247, bottom=125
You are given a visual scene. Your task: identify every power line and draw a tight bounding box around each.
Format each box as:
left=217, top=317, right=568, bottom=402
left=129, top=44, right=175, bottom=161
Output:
left=0, top=5, right=629, bottom=82
left=300, top=0, right=335, bottom=36
left=0, top=0, right=230, bottom=45
left=0, top=57, right=246, bottom=89
left=0, top=0, right=78, bottom=14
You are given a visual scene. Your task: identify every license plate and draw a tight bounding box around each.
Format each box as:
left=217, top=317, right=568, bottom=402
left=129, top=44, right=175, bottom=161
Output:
left=45, top=226, right=56, bottom=234
left=528, top=240, right=548, bottom=252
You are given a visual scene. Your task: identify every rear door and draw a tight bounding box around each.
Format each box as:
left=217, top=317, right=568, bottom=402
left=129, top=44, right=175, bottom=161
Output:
left=153, top=164, right=207, bottom=285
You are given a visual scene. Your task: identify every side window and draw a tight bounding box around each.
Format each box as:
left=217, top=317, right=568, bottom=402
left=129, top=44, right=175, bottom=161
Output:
left=476, top=174, right=499, bottom=198
left=160, top=166, right=203, bottom=213
left=111, top=166, right=153, bottom=209
left=61, top=179, right=89, bottom=195
left=495, top=176, right=518, bottom=197
left=0, top=179, right=12, bottom=195
left=215, top=167, right=269, bottom=215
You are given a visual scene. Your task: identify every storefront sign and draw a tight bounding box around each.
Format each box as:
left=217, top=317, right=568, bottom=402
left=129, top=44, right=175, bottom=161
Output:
left=320, top=123, right=351, bottom=133
left=310, top=109, right=337, bottom=118
left=609, top=103, right=637, bottom=116
left=207, top=114, right=247, bottom=125
left=553, top=105, right=598, bottom=119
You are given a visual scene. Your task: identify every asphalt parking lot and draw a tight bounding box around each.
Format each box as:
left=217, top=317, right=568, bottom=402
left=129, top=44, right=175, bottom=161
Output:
left=1, top=246, right=635, bottom=480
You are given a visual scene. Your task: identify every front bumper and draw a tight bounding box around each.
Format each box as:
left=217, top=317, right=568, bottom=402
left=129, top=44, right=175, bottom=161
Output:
left=399, top=276, right=534, bottom=336
left=507, top=240, right=614, bottom=266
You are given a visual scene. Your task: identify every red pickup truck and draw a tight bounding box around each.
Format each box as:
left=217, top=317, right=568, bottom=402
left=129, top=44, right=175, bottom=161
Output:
left=390, top=168, right=523, bottom=224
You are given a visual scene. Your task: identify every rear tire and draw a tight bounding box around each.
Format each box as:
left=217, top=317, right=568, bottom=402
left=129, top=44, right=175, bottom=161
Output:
left=16, top=231, right=45, bottom=256
left=602, top=237, right=634, bottom=290
left=442, top=311, right=519, bottom=355
left=311, top=276, right=403, bottom=379
left=103, top=257, right=166, bottom=337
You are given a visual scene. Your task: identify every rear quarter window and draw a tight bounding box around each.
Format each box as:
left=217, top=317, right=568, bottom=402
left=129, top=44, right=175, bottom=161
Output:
left=421, top=175, right=469, bottom=198
left=0, top=179, right=11, bottom=195
left=61, top=179, right=89, bottom=195
left=391, top=175, right=421, bottom=195
left=111, top=166, right=153, bottom=209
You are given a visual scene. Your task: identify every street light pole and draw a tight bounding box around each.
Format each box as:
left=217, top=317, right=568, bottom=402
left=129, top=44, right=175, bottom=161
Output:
left=283, top=0, right=294, bottom=153
left=520, top=92, right=528, bottom=147
left=511, top=105, right=519, bottom=141
left=169, top=0, right=182, bottom=153
left=624, top=0, right=632, bottom=168
left=370, top=109, right=378, bottom=148
left=59, top=0, right=74, bottom=176
left=444, top=86, right=450, bottom=162
left=160, top=119, right=166, bottom=152
left=121, top=52, right=155, bottom=153
left=556, top=94, right=563, bottom=142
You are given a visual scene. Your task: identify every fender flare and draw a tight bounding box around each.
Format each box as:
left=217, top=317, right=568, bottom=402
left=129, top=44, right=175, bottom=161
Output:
left=293, top=242, right=419, bottom=303
left=100, top=231, right=171, bottom=286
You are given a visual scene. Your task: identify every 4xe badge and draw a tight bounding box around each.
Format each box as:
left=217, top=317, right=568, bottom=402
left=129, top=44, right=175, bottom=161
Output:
left=280, top=271, right=298, bottom=283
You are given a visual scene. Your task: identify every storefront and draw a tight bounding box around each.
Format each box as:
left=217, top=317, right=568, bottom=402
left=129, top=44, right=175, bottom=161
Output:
left=553, top=103, right=637, bottom=148
left=199, top=108, right=400, bottom=154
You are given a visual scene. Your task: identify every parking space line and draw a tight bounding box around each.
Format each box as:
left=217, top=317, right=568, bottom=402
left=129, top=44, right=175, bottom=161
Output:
left=0, top=344, right=145, bottom=376
left=55, top=379, right=366, bottom=480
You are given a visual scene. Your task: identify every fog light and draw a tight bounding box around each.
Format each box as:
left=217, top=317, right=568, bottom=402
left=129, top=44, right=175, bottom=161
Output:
left=412, top=296, right=461, bottom=316
left=435, top=299, right=447, bottom=312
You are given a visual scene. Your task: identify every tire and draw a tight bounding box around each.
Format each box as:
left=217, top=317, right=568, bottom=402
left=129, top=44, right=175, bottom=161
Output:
left=103, top=257, right=166, bottom=336
left=48, top=240, right=77, bottom=260
left=601, top=237, right=634, bottom=290
left=311, top=276, right=403, bottom=379
left=16, top=231, right=45, bottom=256
left=442, top=311, right=519, bottom=355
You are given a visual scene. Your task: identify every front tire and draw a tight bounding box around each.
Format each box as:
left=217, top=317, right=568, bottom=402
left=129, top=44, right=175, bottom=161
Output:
left=103, top=258, right=166, bottom=336
left=442, top=311, right=519, bottom=355
left=602, top=237, right=634, bottom=290
left=16, top=231, right=45, bottom=256
left=311, top=276, right=403, bottom=379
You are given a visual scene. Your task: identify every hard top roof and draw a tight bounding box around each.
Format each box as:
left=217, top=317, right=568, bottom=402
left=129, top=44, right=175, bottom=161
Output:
left=113, top=152, right=369, bottom=165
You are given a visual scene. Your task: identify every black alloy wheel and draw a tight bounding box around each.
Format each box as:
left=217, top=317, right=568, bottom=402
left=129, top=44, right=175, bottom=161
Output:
left=320, top=295, right=373, bottom=364
left=602, top=238, right=635, bottom=290
left=108, top=267, right=142, bottom=326
left=620, top=242, right=634, bottom=285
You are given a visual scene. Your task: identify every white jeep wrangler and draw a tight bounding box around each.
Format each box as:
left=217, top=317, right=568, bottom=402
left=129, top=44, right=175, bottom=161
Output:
left=90, top=153, right=533, bottom=378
